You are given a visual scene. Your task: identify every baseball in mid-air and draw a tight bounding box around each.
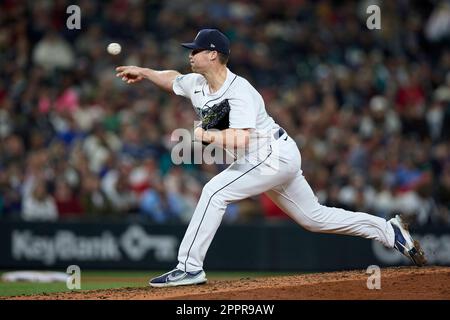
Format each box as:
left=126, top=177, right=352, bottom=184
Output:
left=107, top=43, right=121, bottom=55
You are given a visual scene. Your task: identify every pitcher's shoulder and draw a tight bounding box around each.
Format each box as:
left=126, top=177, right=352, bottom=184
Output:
left=176, top=73, right=206, bottom=85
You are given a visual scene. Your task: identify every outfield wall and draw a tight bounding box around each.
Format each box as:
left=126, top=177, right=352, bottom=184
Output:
left=0, top=220, right=448, bottom=271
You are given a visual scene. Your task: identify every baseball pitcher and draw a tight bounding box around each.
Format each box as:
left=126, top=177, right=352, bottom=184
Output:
left=115, top=29, right=426, bottom=288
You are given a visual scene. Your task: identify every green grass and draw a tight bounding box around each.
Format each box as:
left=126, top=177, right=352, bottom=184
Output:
left=0, top=281, right=143, bottom=297
left=0, top=270, right=295, bottom=298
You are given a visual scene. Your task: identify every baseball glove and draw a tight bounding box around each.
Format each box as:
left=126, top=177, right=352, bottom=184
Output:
left=200, top=99, right=230, bottom=131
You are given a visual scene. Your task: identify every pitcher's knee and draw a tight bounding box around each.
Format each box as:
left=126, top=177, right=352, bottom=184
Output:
left=202, top=181, right=217, bottom=198
left=201, top=182, right=227, bottom=208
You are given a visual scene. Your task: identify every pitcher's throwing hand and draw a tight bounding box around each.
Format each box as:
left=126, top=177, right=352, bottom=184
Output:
left=116, top=66, right=144, bottom=84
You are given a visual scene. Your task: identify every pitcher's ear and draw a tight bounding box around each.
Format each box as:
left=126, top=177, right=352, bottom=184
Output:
left=209, top=50, right=218, bottom=61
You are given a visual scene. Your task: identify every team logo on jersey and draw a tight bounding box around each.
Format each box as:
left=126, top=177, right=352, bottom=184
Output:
left=194, top=107, right=203, bottom=117
left=193, top=105, right=212, bottom=119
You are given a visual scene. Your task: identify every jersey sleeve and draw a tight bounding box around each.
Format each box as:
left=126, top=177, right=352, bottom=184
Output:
left=172, top=73, right=198, bottom=98
left=228, top=85, right=257, bottom=129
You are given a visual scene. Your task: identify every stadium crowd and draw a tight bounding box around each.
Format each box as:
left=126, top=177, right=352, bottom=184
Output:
left=0, top=0, right=449, bottom=227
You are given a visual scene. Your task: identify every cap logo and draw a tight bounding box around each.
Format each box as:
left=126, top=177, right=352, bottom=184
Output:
left=210, top=44, right=215, bottom=48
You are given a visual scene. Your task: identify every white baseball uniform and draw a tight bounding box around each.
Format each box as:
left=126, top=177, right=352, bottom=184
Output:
left=173, top=68, right=396, bottom=272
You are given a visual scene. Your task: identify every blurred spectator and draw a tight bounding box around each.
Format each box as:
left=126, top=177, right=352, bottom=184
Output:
left=425, top=1, right=450, bottom=42
left=21, top=179, right=58, bottom=222
left=32, top=30, right=75, bottom=72
left=80, top=174, right=115, bottom=219
left=83, top=123, right=122, bottom=173
left=54, top=179, right=83, bottom=219
left=139, top=183, right=184, bottom=224
left=0, top=164, right=23, bottom=217
left=1, top=134, right=25, bottom=167
left=101, top=159, right=138, bottom=214
left=338, top=173, right=375, bottom=213
left=129, top=157, right=162, bottom=196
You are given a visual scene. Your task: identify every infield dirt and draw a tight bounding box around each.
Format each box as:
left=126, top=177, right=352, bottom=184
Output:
left=6, top=266, right=450, bottom=300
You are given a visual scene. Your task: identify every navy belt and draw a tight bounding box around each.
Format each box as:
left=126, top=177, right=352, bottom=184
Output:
left=274, top=127, right=286, bottom=140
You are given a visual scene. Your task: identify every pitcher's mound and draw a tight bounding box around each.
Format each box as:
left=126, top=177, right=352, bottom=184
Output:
left=8, top=266, right=450, bottom=300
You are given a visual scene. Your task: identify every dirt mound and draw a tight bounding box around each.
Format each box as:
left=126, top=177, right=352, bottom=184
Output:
left=6, top=266, right=450, bottom=300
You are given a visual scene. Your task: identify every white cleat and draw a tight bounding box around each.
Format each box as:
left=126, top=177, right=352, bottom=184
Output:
left=389, top=215, right=427, bottom=267
left=149, top=268, right=207, bottom=288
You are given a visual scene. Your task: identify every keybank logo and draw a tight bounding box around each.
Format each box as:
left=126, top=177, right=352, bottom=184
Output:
left=11, top=225, right=178, bottom=265
left=120, top=225, right=178, bottom=261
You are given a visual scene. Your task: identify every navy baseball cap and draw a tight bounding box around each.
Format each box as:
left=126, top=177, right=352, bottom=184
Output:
left=181, top=29, right=230, bottom=55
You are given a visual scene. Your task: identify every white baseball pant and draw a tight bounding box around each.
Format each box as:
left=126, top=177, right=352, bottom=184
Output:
left=176, top=129, right=395, bottom=272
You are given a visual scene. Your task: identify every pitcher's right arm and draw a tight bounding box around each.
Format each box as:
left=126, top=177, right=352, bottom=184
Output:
left=115, top=66, right=181, bottom=93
